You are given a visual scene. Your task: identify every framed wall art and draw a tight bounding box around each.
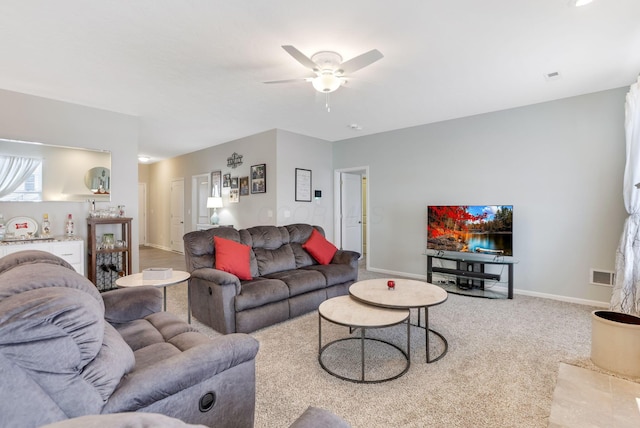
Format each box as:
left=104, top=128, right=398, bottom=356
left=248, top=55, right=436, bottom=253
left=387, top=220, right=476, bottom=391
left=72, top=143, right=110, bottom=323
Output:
left=251, top=164, right=266, bottom=194
left=239, top=176, right=249, bottom=196
left=223, top=173, right=231, bottom=188
left=210, top=170, right=222, bottom=197
left=230, top=177, right=239, bottom=189
left=229, top=188, right=239, bottom=203
left=295, top=168, right=312, bottom=202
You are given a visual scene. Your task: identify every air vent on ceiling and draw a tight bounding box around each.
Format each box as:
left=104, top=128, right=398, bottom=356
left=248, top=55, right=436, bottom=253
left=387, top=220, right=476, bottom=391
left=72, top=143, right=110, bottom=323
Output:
left=544, top=71, right=562, bottom=81
left=590, top=269, right=615, bottom=287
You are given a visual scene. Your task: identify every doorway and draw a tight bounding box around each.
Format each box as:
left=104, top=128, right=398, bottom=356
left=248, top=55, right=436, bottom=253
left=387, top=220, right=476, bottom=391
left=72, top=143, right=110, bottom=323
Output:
left=191, top=173, right=210, bottom=230
left=334, top=167, right=369, bottom=266
left=170, top=178, right=185, bottom=253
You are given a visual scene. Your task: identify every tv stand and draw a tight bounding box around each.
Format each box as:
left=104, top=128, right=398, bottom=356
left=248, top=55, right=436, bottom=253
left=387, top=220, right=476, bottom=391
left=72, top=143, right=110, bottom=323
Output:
left=426, top=250, right=517, bottom=299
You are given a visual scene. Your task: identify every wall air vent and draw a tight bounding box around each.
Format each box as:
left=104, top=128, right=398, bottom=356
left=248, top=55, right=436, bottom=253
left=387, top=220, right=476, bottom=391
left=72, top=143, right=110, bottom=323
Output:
left=590, top=269, right=615, bottom=287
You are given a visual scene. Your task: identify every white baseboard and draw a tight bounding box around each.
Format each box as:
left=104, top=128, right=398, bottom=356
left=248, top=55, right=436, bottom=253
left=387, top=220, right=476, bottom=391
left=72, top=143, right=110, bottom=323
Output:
left=366, top=266, right=609, bottom=308
left=144, top=243, right=176, bottom=253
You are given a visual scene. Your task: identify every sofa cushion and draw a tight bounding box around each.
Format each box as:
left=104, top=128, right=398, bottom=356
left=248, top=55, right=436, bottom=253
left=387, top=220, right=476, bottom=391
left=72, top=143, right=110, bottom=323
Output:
left=214, top=236, right=253, bottom=280
left=244, top=225, right=289, bottom=249
left=0, top=261, right=103, bottom=307
left=285, top=223, right=317, bottom=244
left=82, top=322, right=135, bottom=401
left=183, top=227, right=241, bottom=271
left=302, top=263, right=358, bottom=287
left=235, top=278, right=289, bottom=311
left=264, top=269, right=327, bottom=297
left=302, top=229, right=338, bottom=265
left=254, top=244, right=296, bottom=276
left=0, top=287, right=106, bottom=417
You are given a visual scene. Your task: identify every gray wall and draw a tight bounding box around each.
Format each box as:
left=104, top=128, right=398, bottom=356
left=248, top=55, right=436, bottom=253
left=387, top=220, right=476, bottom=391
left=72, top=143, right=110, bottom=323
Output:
left=333, top=87, right=628, bottom=305
left=141, top=128, right=336, bottom=250
left=276, top=129, right=335, bottom=239
left=0, top=88, right=140, bottom=272
left=142, top=130, right=278, bottom=249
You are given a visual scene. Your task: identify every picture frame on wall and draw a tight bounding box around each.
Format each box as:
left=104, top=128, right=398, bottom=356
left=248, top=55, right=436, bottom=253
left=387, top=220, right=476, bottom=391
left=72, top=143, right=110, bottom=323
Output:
left=251, top=164, right=266, bottom=194
left=229, top=188, right=239, bottom=203
left=230, top=177, right=239, bottom=189
left=239, top=176, right=249, bottom=196
left=223, top=173, right=231, bottom=188
left=211, top=170, right=222, bottom=197
left=295, top=168, right=312, bottom=202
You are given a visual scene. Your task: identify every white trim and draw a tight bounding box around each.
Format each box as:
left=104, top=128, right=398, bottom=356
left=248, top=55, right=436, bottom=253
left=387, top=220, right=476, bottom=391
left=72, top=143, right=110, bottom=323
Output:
left=334, top=166, right=370, bottom=269
left=146, top=243, right=174, bottom=252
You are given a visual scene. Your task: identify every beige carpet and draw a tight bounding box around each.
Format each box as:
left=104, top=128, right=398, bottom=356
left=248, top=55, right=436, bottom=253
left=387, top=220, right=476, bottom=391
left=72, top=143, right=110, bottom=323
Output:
left=163, top=281, right=597, bottom=427
left=146, top=248, right=602, bottom=427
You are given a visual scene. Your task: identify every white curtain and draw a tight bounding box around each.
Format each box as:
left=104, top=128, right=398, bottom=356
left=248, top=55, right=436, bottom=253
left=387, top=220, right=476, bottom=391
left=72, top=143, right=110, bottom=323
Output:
left=0, top=155, right=40, bottom=198
left=612, top=76, right=640, bottom=315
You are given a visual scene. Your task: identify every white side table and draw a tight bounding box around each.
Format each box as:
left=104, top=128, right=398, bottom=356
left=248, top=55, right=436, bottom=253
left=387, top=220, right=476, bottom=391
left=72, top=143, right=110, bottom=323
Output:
left=115, top=270, right=191, bottom=319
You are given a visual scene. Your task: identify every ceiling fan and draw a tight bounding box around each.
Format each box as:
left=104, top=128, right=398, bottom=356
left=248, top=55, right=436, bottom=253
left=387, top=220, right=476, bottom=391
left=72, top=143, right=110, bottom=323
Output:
left=265, top=45, right=383, bottom=111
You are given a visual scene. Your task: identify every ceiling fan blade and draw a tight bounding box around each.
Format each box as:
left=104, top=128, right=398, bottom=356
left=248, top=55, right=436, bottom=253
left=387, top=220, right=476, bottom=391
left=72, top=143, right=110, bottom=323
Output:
left=338, top=49, right=384, bottom=74
left=264, top=79, right=301, bottom=84
left=282, top=45, right=319, bottom=71
left=263, top=77, right=312, bottom=84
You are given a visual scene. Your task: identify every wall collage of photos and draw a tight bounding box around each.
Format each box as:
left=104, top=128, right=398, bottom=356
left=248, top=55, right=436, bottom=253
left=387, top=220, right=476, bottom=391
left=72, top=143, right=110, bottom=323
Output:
left=212, top=162, right=266, bottom=203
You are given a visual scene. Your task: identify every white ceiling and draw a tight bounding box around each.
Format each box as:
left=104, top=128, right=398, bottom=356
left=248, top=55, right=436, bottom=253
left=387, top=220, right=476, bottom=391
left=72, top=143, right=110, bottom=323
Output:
left=1, top=0, right=639, bottom=162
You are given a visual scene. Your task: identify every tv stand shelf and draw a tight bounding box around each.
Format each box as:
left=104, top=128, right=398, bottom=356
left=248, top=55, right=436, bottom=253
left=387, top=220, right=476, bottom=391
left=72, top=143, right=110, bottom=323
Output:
left=426, top=250, right=517, bottom=299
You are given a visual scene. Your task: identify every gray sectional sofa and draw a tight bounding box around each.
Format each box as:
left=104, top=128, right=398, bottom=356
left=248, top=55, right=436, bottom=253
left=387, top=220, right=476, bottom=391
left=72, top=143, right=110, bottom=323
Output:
left=0, top=250, right=259, bottom=428
left=183, top=224, right=360, bottom=334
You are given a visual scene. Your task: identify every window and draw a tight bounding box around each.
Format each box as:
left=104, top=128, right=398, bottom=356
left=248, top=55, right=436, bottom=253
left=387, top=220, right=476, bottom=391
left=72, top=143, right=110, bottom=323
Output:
left=0, top=162, right=43, bottom=201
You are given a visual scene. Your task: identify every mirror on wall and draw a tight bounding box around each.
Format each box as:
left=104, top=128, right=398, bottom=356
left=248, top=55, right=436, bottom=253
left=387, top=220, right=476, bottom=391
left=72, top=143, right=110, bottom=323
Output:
left=0, top=138, right=111, bottom=202
left=84, top=167, right=111, bottom=194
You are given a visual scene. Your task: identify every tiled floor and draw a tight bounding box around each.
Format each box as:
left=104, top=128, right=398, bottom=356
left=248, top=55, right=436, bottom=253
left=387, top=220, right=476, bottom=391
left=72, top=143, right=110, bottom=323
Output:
left=549, top=363, right=640, bottom=428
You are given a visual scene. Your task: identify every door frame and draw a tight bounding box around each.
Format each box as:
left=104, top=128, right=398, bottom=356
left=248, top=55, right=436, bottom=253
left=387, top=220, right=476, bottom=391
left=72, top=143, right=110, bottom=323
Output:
left=191, top=173, right=211, bottom=230
left=138, top=182, right=147, bottom=246
left=170, top=177, right=185, bottom=254
left=334, top=166, right=369, bottom=269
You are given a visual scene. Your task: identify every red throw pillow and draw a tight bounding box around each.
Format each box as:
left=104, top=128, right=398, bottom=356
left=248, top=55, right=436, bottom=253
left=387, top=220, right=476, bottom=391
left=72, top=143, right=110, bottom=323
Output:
left=302, top=228, right=338, bottom=265
left=213, top=236, right=252, bottom=280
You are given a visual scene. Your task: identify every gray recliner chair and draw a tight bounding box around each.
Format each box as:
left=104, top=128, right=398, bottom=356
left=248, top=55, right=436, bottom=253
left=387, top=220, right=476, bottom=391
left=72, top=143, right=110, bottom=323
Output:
left=0, top=250, right=259, bottom=428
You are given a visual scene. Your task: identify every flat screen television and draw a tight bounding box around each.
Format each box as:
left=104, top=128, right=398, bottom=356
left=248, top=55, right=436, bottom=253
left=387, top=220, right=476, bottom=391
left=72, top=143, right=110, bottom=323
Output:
left=427, top=205, right=513, bottom=256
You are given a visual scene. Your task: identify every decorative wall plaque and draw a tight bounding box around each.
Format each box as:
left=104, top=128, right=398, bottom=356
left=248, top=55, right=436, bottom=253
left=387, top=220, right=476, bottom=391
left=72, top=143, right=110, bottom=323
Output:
left=227, top=152, right=243, bottom=169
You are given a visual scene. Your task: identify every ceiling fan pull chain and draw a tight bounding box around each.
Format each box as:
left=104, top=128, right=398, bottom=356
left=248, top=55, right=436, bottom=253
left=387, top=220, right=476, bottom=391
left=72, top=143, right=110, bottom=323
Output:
left=326, top=93, right=331, bottom=113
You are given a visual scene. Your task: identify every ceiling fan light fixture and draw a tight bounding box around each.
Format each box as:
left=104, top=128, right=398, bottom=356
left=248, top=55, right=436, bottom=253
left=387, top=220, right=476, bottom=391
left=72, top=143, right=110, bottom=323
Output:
left=312, top=72, right=343, bottom=93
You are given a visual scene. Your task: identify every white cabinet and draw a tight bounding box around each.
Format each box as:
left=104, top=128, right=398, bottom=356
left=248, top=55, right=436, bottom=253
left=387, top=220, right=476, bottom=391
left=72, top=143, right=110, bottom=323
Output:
left=1, top=239, right=84, bottom=275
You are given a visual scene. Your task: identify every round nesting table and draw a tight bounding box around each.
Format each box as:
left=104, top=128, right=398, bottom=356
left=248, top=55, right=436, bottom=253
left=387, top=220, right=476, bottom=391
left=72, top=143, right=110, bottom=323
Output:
left=115, top=270, right=191, bottom=316
left=318, top=295, right=410, bottom=383
left=350, top=278, right=448, bottom=363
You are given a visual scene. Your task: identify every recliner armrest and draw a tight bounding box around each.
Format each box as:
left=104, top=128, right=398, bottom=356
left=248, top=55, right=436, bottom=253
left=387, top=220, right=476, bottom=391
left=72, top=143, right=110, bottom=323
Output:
left=190, top=268, right=241, bottom=293
left=332, top=250, right=360, bottom=267
left=103, top=287, right=163, bottom=324
left=103, top=333, right=260, bottom=413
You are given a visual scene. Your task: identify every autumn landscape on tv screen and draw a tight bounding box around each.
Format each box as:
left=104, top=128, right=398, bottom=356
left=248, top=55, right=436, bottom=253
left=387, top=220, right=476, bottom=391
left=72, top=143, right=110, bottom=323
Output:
left=427, top=205, right=513, bottom=256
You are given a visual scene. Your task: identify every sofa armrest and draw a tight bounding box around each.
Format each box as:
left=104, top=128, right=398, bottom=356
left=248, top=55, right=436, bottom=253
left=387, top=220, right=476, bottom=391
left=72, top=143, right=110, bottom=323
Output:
left=190, top=268, right=241, bottom=293
left=332, top=250, right=360, bottom=267
left=102, top=287, right=163, bottom=324
left=103, top=333, right=259, bottom=413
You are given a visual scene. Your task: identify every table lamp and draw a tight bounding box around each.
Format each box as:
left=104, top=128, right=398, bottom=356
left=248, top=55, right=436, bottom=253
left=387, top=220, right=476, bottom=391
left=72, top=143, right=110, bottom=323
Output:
left=207, top=196, right=223, bottom=225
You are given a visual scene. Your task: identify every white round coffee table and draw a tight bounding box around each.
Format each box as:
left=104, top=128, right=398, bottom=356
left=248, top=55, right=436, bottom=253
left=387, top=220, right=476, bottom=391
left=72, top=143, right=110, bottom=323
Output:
left=115, top=270, right=191, bottom=316
left=349, top=278, right=448, bottom=363
left=318, top=295, right=410, bottom=383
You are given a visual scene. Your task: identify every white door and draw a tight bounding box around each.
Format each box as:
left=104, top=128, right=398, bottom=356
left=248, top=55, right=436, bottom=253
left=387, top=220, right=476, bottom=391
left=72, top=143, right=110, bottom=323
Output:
left=138, top=182, right=147, bottom=245
left=341, top=172, right=363, bottom=255
left=170, top=178, right=185, bottom=253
